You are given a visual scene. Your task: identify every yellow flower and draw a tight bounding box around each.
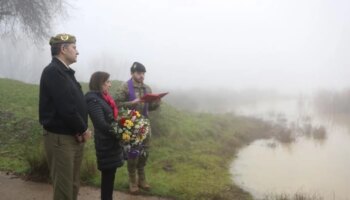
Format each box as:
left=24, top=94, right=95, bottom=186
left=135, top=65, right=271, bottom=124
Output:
left=123, top=120, right=134, bottom=129
left=136, top=134, right=145, bottom=142
left=135, top=111, right=141, bottom=118
left=122, top=133, right=130, bottom=141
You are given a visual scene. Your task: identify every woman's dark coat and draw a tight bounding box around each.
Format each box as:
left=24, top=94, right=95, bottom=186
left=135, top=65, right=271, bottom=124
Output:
left=85, top=91, right=123, bottom=170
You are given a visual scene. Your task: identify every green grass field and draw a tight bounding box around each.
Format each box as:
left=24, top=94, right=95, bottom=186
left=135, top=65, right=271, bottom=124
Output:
left=0, top=78, right=276, bottom=200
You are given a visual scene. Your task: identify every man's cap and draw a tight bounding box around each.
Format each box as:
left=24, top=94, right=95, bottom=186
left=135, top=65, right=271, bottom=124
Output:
left=49, top=33, right=76, bottom=46
left=130, top=62, right=146, bottom=73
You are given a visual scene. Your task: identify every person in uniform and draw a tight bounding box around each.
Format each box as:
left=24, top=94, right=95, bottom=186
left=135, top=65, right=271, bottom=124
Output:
left=39, top=33, right=91, bottom=200
left=114, top=62, right=161, bottom=193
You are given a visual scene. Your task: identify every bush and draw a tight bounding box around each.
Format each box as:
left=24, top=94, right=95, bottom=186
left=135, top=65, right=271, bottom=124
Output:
left=80, top=141, right=99, bottom=184
left=24, top=141, right=50, bottom=182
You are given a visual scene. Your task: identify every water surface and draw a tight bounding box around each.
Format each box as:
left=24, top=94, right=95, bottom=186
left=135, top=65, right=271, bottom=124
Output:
left=230, top=98, right=350, bottom=199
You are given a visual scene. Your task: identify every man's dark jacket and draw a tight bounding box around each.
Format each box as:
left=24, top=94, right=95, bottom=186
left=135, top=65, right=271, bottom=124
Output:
left=39, top=57, right=88, bottom=135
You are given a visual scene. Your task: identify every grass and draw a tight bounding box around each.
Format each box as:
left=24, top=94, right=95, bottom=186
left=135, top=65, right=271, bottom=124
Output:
left=0, top=78, right=280, bottom=200
left=262, top=192, right=324, bottom=200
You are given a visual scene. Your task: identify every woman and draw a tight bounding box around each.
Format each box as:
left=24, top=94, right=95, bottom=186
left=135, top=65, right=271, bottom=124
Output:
left=86, top=71, right=124, bottom=200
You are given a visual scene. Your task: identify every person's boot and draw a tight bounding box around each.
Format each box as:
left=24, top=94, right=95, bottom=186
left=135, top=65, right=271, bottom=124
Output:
left=138, top=168, right=151, bottom=190
left=128, top=172, right=139, bottom=193
left=127, top=159, right=139, bottom=193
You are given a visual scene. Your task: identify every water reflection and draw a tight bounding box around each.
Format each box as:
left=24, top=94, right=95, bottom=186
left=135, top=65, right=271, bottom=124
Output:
left=231, top=98, right=350, bottom=199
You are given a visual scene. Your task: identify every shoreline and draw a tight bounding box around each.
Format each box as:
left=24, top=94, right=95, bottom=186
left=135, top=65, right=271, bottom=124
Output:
left=0, top=171, right=170, bottom=200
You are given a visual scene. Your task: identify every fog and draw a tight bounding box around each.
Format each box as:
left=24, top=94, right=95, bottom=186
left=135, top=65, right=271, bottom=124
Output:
left=2, top=2, right=350, bottom=197
left=1, top=0, right=350, bottom=93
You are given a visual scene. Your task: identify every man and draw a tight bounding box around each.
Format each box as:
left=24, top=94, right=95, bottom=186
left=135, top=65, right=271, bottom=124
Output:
left=115, top=62, right=161, bottom=193
left=39, top=33, right=90, bottom=200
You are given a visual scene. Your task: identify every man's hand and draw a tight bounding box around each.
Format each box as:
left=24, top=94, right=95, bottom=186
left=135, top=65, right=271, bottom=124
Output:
left=75, top=129, right=92, bottom=143
left=131, top=98, right=143, bottom=105
left=82, top=129, right=92, bottom=142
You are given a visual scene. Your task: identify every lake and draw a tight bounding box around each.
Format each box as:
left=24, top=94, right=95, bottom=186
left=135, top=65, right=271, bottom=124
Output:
left=230, top=97, right=350, bottom=200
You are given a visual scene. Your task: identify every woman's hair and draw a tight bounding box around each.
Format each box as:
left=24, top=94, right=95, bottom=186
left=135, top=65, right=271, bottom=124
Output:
left=89, top=71, right=110, bottom=91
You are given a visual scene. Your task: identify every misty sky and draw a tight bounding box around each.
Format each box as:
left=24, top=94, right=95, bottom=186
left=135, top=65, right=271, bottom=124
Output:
left=40, top=0, right=350, bottom=91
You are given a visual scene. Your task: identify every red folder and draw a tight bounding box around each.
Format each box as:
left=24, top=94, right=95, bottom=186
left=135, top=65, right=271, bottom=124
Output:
left=141, top=92, right=168, bottom=102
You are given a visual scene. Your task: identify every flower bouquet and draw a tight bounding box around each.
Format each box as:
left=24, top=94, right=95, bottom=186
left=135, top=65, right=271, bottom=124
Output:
left=112, top=108, right=150, bottom=159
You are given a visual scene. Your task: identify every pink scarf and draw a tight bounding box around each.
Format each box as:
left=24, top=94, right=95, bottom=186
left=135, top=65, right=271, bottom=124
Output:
left=102, top=92, right=118, bottom=120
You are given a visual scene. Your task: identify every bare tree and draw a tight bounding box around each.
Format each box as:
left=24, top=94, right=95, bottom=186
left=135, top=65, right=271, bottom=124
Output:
left=0, top=0, right=68, bottom=43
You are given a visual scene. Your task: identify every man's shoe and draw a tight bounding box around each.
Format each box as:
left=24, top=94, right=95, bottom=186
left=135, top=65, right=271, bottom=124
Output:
left=128, top=172, right=139, bottom=193
left=129, top=182, right=139, bottom=193
left=138, top=180, right=151, bottom=190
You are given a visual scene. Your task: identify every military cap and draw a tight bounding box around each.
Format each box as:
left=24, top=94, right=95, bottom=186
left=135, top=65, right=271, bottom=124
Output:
left=49, top=33, right=76, bottom=46
left=130, top=62, right=146, bottom=73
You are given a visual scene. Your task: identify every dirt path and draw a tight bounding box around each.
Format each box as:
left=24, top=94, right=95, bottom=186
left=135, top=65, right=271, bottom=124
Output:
left=0, top=172, right=170, bottom=200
